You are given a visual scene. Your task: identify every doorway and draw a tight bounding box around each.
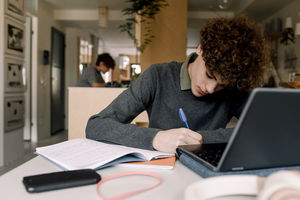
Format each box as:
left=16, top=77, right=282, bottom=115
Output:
left=50, top=27, right=65, bottom=135
left=24, top=15, right=32, bottom=141
left=24, top=14, right=38, bottom=142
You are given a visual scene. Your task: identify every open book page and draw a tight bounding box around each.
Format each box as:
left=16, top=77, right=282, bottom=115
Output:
left=36, top=138, right=174, bottom=170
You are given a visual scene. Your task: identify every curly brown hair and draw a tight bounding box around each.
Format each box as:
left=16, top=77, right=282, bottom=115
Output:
left=200, top=14, right=270, bottom=92
left=96, top=53, right=116, bottom=69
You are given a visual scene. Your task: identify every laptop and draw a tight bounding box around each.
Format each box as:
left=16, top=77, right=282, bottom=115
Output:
left=176, top=88, right=300, bottom=172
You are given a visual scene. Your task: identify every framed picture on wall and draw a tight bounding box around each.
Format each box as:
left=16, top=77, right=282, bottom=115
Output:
left=4, top=16, right=25, bottom=58
left=4, top=95, right=25, bottom=132
left=5, top=0, right=26, bottom=22
left=4, top=56, right=26, bottom=93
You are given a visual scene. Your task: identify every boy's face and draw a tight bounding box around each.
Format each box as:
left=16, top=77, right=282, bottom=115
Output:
left=188, top=45, right=226, bottom=97
left=97, top=62, right=109, bottom=74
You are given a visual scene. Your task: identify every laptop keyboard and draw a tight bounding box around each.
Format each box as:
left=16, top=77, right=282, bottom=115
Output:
left=196, top=143, right=227, bottom=167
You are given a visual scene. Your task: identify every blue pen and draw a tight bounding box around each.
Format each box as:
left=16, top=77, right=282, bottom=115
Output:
left=179, top=108, right=190, bottom=129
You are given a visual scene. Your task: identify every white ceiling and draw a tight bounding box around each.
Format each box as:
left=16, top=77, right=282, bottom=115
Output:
left=43, top=0, right=295, bottom=50
left=44, top=0, right=128, bottom=9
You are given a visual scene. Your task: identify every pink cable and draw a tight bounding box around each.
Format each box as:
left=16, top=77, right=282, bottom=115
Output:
left=96, top=171, right=162, bottom=200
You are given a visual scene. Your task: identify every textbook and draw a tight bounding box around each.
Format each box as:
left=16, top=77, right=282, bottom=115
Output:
left=36, top=138, right=175, bottom=170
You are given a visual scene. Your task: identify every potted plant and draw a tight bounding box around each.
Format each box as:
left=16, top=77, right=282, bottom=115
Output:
left=119, top=0, right=168, bottom=53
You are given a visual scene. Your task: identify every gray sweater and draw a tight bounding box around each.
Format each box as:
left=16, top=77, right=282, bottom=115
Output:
left=86, top=61, right=248, bottom=150
left=77, top=66, right=104, bottom=87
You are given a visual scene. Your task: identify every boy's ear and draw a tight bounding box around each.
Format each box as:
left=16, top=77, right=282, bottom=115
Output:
left=196, top=45, right=202, bottom=56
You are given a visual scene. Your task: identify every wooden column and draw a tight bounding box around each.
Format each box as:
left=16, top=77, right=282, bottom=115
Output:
left=139, top=0, right=187, bottom=72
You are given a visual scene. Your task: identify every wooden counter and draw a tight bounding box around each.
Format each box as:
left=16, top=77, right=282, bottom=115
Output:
left=68, top=87, right=148, bottom=139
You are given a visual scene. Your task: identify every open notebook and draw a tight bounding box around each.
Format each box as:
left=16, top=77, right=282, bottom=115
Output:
left=36, top=138, right=175, bottom=170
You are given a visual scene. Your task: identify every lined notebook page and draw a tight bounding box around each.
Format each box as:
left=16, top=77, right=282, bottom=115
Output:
left=36, top=138, right=174, bottom=170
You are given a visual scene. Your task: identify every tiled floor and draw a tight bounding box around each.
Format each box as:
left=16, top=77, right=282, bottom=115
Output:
left=0, top=130, right=68, bottom=176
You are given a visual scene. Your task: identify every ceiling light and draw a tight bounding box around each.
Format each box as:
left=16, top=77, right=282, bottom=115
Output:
left=98, top=7, right=108, bottom=28
left=217, top=0, right=231, bottom=9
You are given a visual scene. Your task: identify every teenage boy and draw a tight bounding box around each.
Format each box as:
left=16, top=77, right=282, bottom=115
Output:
left=86, top=14, right=269, bottom=153
left=77, top=53, right=115, bottom=87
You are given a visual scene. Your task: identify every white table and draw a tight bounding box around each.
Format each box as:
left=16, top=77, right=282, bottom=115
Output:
left=0, top=156, right=256, bottom=200
left=0, top=156, right=203, bottom=200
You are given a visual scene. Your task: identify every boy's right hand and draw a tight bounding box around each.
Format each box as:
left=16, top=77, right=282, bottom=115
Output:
left=152, top=128, right=203, bottom=154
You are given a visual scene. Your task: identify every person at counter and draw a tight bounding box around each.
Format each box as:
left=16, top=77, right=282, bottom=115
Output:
left=86, top=14, right=269, bottom=153
left=77, top=53, right=115, bottom=87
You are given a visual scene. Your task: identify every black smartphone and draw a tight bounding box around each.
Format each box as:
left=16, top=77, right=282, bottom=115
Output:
left=23, top=169, right=101, bottom=193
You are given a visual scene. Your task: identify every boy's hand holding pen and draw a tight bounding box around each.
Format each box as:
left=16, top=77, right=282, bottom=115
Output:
left=179, top=108, right=190, bottom=129
left=152, top=108, right=202, bottom=154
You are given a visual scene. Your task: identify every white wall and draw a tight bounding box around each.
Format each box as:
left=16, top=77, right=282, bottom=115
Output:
left=263, top=0, right=300, bottom=82
left=107, top=47, right=136, bottom=59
